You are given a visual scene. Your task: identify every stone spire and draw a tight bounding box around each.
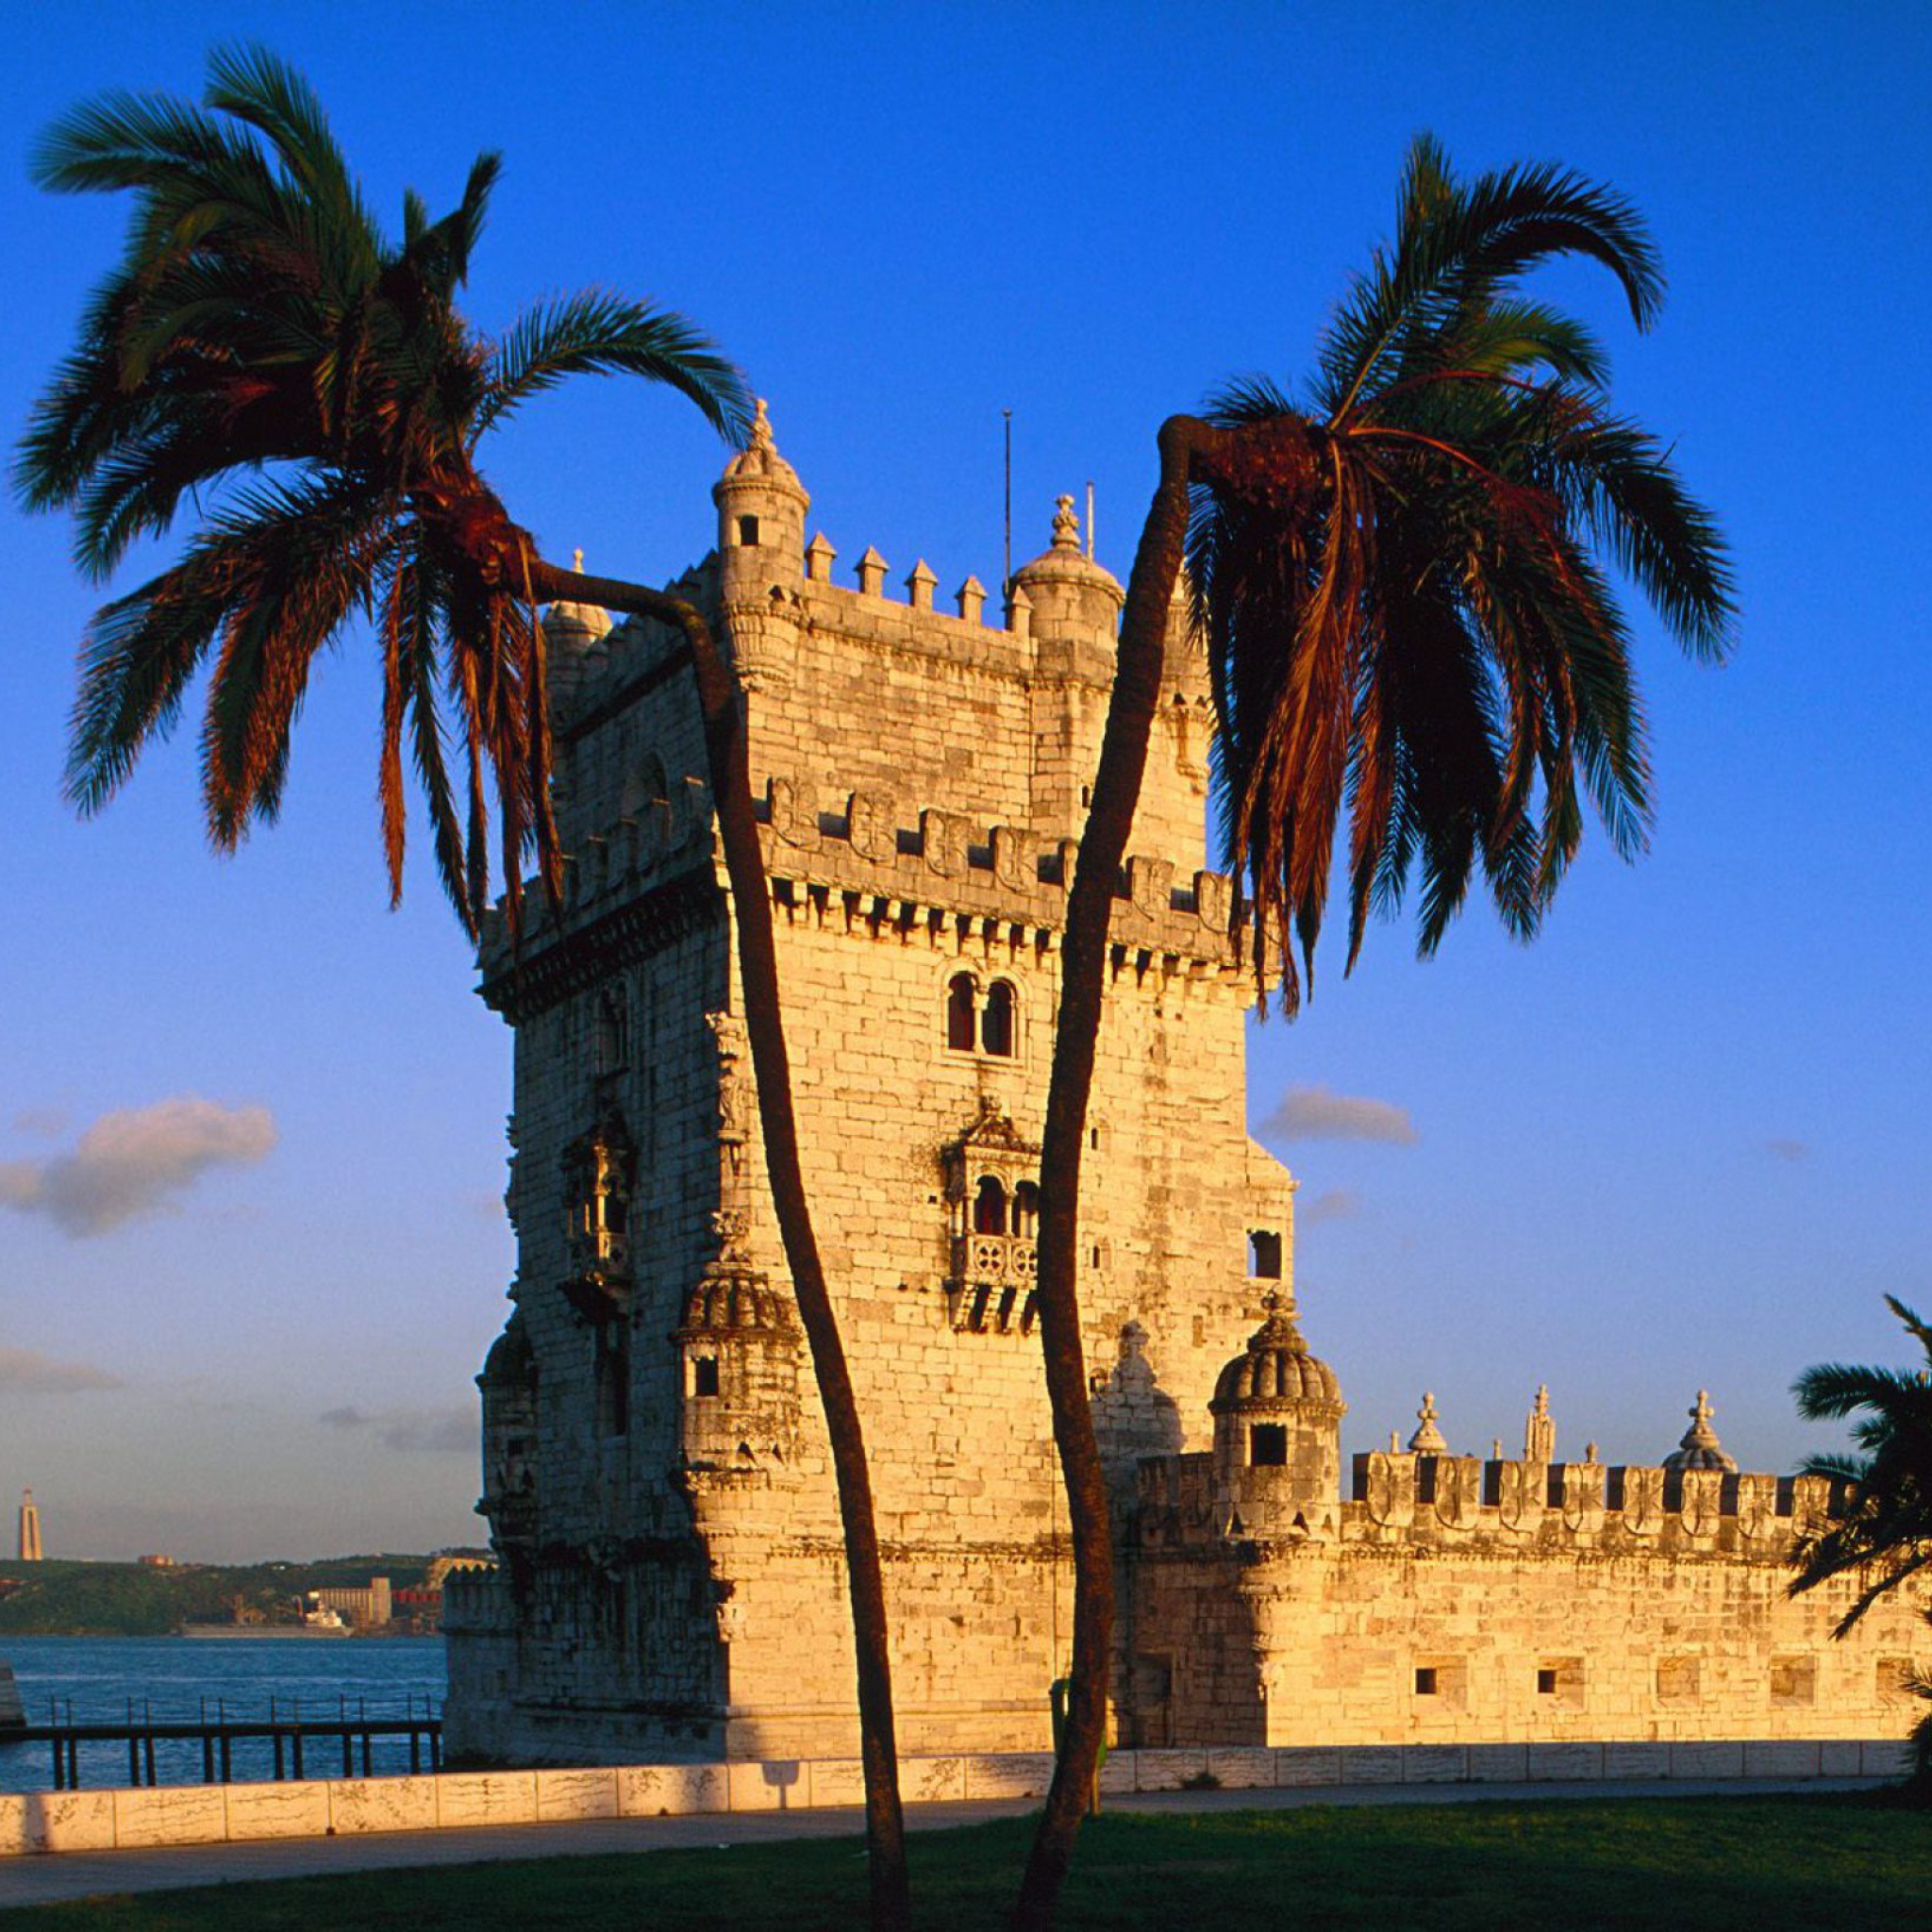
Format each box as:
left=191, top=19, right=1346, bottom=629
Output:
left=1524, top=1384, right=1556, bottom=1463
left=1663, top=1389, right=1738, bottom=1473
left=1407, top=1392, right=1449, bottom=1456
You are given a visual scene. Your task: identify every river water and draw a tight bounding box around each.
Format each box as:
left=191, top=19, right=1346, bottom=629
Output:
left=0, top=1635, right=446, bottom=1793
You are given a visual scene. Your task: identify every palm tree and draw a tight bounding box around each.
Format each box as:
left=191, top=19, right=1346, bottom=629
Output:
left=17, top=48, right=912, bottom=1928
left=1790, top=1296, right=1932, bottom=1791
left=1015, top=136, right=1735, bottom=1925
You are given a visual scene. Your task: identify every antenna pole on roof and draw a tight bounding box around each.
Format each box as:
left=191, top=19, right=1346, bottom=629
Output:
left=1003, top=408, right=1013, bottom=600
left=1086, top=479, right=1094, bottom=560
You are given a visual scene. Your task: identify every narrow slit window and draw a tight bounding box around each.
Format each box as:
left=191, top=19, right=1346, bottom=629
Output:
left=737, top=514, right=760, bottom=547
left=1013, top=1182, right=1040, bottom=1239
left=982, top=980, right=1016, bottom=1057
left=946, top=974, right=977, bottom=1051
left=974, top=1176, right=1008, bottom=1236
left=1248, top=1230, right=1283, bottom=1279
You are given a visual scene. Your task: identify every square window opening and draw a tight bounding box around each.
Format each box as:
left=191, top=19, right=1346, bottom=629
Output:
left=1249, top=1424, right=1289, bottom=1468
left=1414, top=1667, right=1438, bottom=1696
left=691, top=1357, right=721, bottom=1399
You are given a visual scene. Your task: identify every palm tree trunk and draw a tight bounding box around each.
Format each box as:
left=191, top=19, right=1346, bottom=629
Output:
left=1012, top=417, right=1213, bottom=1928
left=528, top=557, right=911, bottom=1932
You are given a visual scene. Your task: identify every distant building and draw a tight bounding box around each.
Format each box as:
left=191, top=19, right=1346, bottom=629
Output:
left=308, top=1576, right=392, bottom=1630
left=137, top=1554, right=175, bottom=1569
left=16, top=1491, right=42, bottom=1565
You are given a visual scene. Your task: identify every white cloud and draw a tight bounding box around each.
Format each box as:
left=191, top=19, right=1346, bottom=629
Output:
left=11, top=1107, right=69, bottom=1140
left=1260, top=1084, right=1417, bottom=1145
left=0, top=1346, right=123, bottom=1393
left=1300, top=1187, right=1363, bottom=1226
left=319, top=1406, right=473, bottom=1455
left=0, top=1097, right=276, bottom=1238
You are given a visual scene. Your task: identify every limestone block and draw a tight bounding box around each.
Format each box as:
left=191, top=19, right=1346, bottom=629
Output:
left=7, top=1790, right=115, bottom=1853
left=435, top=1772, right=538, bottom=1827
left=0, top=1795, right=28, bottom=1857
left=1132, top=1748, right=1210, bottom=1791
left=1402, top=1745, right=1467, bottom=1783
left=904, top=1757, right=967, bottom=1805
left=1527, top=1742, right=1603, bottom=1781
left=1744, top=1741, right=1820, bottom=1780
left=806, top=1758, right=867, bottom=1808
left=225, top=1780, right=330, bottom=1841
left=1206, top=1746, right=1274, bottom=1789
left=535, top=1769, right=620, bottom=1820
left=113, top=1784, right=227, bottom=1847
left=729, top=1759, right=807, bottom=1810
left=617, top=1763, right=727, bottom=1817
left=1604, top=1742, right=1669, bottom=1780
left=1336, top=1746, right=1404, bottom=1785
left=1669, top=1740, right=1745, bottom=1779
left=965, top=1753, right=1056, bottom=1799
left=1861, top=1740, right=1913, bottom=1778
left=1466, top=1744, right=1529, bottom=1782
left=1820, top=1740, right=1864, bottom=1777
left=1274, top=1747, right=1341, bottom=1788
left=328, top=1775, right=438, bottom=1836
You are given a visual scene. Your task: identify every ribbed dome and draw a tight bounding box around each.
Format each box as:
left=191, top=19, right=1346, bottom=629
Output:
left=678, top=1272, right=790, bottom=1337
left=479, top=1313, right=532, bottom=1387
left=543, top=549, right=613, bottom=641
left=1662, top=1390, right=1738, bottom=1473
left=719, top=398, right=805, bottom=498
left=1011, top=494, right=1123, bottom=603
left=1211, top=1297, right=1343, bottom=1410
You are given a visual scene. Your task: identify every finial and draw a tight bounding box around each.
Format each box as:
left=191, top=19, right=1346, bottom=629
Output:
left=750, top=397, right=774, bottom=454
left=1408, top=1391, right=1449, bottom=1456
left=1524, top=1382, right=1557, bottom=1464
left=1052, top=492, right=1080, bottom=551
left=572, top=547, right=585, bottom=574
left=1585, top=1441, right=1600, bottom=1463
left=1664, top=1387, right=1736, bottom=1470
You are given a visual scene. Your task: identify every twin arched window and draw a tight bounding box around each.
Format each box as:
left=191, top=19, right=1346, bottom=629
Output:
left=946, top=974, right=1018, bottom=1057
left=971, top=1176, right=1041, bottom=1238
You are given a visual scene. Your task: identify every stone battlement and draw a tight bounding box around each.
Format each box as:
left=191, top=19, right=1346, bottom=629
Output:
left=479, top=771, right=1250, bottom=993
left=1136, top=1449, right=1837, bottom=1557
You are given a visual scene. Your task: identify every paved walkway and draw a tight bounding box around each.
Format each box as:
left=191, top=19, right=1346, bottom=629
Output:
left=0, top=1776, right=1881, bottom=1910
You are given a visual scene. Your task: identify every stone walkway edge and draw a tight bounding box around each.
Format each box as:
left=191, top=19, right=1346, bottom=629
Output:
left=1, top=1738, right=1910, bottom=1860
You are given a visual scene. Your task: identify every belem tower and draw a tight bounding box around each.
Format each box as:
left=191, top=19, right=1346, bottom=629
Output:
left=443, top=408, right=1925, bottom=1766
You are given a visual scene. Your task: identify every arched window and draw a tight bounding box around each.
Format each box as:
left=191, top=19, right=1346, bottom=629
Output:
left=981, top=979, right=1016, bottom=1057
left=596, top=990, right=628, bottom=1075
left=974, top=1176, right=1008, bottom=1236
left=1012, top=1182, right=1040, bottom=1239
left=946, top=973, right=977, bottom=1052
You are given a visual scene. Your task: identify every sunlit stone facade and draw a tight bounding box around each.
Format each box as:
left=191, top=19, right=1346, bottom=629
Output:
left=444, top=412, right=1924, bottom=1766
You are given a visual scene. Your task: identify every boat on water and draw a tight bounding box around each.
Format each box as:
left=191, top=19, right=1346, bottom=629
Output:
left=0, top=1661, right=25, bottom=1730
left=177, top=1602, right=353, bottom=1640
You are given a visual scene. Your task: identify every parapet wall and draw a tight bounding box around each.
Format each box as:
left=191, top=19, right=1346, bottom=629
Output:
left=3, top=1740, right=1910, bottom=1858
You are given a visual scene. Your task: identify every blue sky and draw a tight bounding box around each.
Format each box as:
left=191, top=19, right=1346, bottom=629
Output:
left=2, top=4, right=1927, bottom=1557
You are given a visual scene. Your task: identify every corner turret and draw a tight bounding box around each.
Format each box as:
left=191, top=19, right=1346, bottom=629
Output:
left=1209, top=1291, right=1346, bottom=1535
left=713, top=398, right=809, bottom=586
left=1011, top=494, right=1123, bottom=677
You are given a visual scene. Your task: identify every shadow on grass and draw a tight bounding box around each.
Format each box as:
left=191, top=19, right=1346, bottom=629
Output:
left=6, top=1794, right=1930, bottom=1931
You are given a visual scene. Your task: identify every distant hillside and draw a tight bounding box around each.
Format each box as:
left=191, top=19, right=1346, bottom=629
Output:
left=0, top=1557, right=434, bottom=1637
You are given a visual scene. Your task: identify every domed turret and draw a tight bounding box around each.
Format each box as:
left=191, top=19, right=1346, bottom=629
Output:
left=1662, top=1390, right=1738, bottom=1473
left=1209, top=1292, right=1346, bottom=1531
left=542, top=549, right=614, bottom=720
left=713, top=398, right=809, bottom=583
left=1011, top=495, right=1123, bottom=672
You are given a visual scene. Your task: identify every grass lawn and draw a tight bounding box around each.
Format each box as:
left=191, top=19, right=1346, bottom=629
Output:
left=8, top=1794, right=1929, bottom=1929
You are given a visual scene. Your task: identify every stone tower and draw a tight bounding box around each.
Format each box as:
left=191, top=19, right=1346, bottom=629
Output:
left=444, top=410, right=1295, bottom=1764
left=16, top=1491, right=42, bottom=1564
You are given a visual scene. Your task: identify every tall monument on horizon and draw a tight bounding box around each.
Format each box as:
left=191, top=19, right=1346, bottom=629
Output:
left=16, top=1490, right=42, bottom=1563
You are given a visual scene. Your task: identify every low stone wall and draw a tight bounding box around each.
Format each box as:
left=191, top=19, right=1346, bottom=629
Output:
left=0, top=1740, right=1911, bottom=1858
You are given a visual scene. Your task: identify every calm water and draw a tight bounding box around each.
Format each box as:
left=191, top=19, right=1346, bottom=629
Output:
left=0, top=1636, right=446, bottom=1793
